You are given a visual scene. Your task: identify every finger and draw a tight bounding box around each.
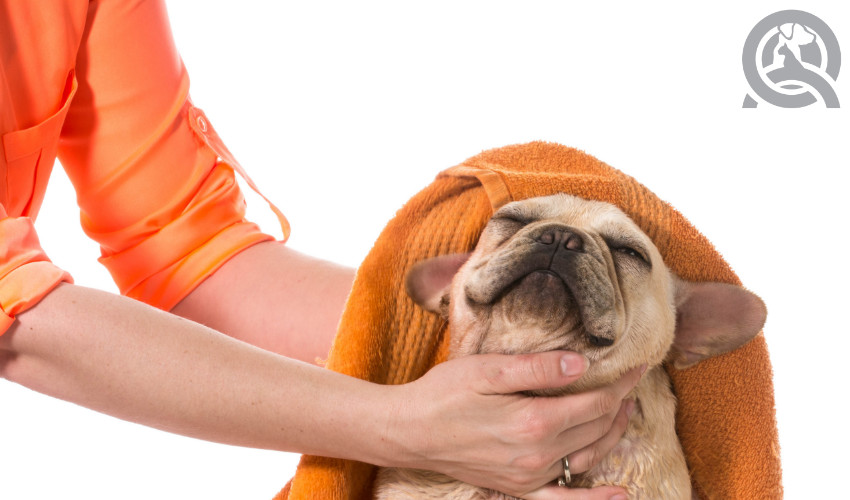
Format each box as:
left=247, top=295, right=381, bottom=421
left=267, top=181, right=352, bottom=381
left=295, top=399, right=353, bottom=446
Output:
left=530, top=401, right=628, bottom=488
left=546, top=365, right=643, bottom=430
left=562, top=399, right=635, bottom=474
left=528, top=400, right=629, bottom=486
left=471, top=351, right=588, bottom=395
left=551, top=397, right=632, bottom=470
left=522, top=484, right=628, bottom=500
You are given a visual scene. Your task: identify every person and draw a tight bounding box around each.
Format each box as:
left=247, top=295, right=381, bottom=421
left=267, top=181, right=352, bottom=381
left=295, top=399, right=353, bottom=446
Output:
left=0, top=1, right=639, bottom=498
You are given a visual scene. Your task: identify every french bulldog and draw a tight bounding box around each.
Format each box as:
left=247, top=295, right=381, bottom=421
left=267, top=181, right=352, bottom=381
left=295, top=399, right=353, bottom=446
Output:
left=374, top=194, right=767, bottom=499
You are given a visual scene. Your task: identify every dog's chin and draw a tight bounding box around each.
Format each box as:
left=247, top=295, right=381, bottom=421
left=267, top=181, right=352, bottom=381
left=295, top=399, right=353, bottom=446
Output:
left=478, top=271, right=623, bottom=396
left=490, top=271, right=575, bottom=331
left=470, top=271, right=589, bottom=360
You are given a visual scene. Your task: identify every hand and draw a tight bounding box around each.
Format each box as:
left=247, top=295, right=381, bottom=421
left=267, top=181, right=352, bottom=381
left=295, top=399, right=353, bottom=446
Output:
left=382, top=350, right=642, bottom=499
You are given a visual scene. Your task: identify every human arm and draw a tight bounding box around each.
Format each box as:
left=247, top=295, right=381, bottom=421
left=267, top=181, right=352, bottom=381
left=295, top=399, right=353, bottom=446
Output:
left=0, top=276, right=635, bottom=499
left=0, top=282, right=388, bottom=458
left=170, top=241, right=352, bottom=364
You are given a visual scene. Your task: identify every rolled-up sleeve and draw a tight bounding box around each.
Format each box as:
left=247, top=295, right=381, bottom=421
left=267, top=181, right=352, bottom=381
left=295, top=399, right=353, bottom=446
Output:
left=57, top=0, right=281, bottom=310
left=0, top=208, right=73, bottom=334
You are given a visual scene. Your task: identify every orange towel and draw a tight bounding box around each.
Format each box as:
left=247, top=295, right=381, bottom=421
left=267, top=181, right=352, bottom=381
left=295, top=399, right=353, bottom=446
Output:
left=276, top=142, right=782, bottom=499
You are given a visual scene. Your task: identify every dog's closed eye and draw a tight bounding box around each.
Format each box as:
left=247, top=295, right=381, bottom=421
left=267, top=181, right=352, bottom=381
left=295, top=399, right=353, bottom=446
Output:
left=604, top=238, right=651, bottom=267
left=615, top=246, right=647, bottom=261
left=488, top=215, right=532, bottom=247
left=492, top=212, right=533, bottom=227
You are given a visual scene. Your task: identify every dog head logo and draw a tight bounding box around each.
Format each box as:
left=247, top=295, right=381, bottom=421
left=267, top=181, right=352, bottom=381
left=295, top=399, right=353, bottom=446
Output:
left=742, top=10, right=841, bottom=108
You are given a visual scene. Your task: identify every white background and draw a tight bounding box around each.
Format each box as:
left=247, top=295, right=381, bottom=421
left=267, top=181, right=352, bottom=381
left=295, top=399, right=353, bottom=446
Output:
left=2, top=1, right=848, bottom=498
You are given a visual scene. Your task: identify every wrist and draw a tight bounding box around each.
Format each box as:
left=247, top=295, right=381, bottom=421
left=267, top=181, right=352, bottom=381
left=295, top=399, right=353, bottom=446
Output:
left=371, top=378, right=444, bottom=472
left=362, top=382, right=417, bottom=469
left=303, top=375, right=414, bottom=469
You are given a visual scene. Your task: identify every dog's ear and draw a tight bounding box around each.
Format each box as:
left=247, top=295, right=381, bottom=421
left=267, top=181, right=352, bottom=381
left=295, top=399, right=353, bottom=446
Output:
left=669, top=279, right=767, bottom=369
left=405, top=253, right=471, bottom=314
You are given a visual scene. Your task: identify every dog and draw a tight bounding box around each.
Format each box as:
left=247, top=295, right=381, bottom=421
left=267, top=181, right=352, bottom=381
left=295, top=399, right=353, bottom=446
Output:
left=374, top=194, right=767, bottom=499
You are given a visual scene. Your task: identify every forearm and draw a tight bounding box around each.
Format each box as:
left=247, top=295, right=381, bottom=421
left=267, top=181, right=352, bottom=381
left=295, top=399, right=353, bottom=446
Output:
left=0, top=282, right=637, bottom=497
left=171, top=241, right=355, bottom=363
left=0, top=283, right=392, bottom=465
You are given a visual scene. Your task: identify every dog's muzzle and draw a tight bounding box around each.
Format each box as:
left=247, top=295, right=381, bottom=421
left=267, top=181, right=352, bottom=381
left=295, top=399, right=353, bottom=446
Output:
left=465, top=223, right=622, bottom=347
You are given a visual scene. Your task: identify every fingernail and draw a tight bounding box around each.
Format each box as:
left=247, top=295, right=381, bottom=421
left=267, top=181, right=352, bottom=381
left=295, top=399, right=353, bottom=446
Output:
left=610, top=494, right=628, bottom=500
left=639, top=363, right=647, bottom=375
left=560, top=354, right=586, bottom=377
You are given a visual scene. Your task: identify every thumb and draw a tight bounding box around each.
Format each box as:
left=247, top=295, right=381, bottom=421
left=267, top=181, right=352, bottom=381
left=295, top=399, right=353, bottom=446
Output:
left=471, top=351, right=587, bottom=395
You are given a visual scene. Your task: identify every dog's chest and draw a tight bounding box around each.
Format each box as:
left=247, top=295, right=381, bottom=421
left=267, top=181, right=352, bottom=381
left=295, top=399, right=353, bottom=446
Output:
left=573, top=367, right=692, bottom=499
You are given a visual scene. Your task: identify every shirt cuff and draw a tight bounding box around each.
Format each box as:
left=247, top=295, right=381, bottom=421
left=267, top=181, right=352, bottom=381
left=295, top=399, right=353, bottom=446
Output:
left=0, top=216, right=73, bottom=336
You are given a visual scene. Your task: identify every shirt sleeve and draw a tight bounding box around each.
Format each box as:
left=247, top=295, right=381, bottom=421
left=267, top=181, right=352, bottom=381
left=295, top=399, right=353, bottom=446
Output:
left=57, top=0, right=285, bottom=311
left=0, top=205, right=73, bottom=334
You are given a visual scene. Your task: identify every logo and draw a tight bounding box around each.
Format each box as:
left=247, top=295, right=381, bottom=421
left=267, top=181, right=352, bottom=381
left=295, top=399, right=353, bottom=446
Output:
left=742, top=10, right=841, bottom=108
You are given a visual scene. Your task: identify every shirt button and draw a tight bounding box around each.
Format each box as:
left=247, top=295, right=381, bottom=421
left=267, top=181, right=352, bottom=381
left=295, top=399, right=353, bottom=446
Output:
left=197, top=115, right=209, bottom=133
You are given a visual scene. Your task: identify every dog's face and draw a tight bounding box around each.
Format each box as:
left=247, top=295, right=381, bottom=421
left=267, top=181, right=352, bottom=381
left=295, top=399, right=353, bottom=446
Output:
left=407, top=194, right=766, bottom=391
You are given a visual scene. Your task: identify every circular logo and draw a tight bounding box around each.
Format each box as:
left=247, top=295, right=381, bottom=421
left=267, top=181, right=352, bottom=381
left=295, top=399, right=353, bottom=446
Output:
left=742, top=10, right=841, bottom=108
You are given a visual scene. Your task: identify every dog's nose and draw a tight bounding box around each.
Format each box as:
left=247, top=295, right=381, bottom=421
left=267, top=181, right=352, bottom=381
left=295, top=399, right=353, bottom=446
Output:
left=536, top=227, right=584, bottom=251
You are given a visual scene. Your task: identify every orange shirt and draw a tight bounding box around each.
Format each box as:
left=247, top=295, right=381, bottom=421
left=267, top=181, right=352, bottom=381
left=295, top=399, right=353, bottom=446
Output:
left=0, top=0, right=287, bottom=334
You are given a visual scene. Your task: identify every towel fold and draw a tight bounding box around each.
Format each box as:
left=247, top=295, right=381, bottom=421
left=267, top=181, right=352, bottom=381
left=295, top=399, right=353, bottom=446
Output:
left=276, top=142, right=782, bottom=500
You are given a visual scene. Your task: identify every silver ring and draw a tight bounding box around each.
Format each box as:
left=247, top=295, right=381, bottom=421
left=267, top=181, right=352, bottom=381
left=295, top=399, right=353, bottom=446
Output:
left=557, top=455, right=571, bottom=486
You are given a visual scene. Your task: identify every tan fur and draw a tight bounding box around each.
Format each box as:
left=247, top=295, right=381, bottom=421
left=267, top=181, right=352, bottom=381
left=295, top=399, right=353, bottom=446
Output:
left=375, top=194, right=765, bottom=500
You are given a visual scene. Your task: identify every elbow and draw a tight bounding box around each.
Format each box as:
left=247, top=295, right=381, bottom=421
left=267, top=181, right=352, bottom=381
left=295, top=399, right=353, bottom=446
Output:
left=0, top=330, right=30, bottom=384
left=0, top=346, right=20, bottom=382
